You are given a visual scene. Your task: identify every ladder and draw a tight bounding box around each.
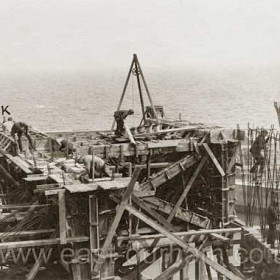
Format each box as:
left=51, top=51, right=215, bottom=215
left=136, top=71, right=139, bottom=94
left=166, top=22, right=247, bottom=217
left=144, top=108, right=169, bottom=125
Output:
left=0, top=132, right=15, bottom=152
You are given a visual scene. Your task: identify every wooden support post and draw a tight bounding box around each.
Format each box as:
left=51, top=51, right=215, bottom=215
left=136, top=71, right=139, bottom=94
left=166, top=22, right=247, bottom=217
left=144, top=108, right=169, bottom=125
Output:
left=274, top=101, right=280, bottom=127
left=195, top=258, right=200, bottom=280
left=226, top=143, right=239, bottom=174
left=202, top=143, right=225, bottom=177
left=205, top=262, right=213, bottom=280
left=125, top=204, right=242, bottom=280
left=111, top=56, right=135, bottom=131
left=149, top=155, right=208, bottom=251
left=134, top=55, right=146, bottom=122
left=93, top=167, right=141, bottom=274
left=124, top=124, right=136, bottom=145
left=89, top=195, right=100, bottom=276
left=180, top=249, right=190, bottom=280
left=71, top=260, right=82, bottom=280
left=58, top=190, right=67, bottom=245
left=49, top=138, right=54, bottom=161
left=135, top=54, right=159, bottom=124
left=92, top=150, right=95, bottom=182
left=146, top=150, right=151, bottom=179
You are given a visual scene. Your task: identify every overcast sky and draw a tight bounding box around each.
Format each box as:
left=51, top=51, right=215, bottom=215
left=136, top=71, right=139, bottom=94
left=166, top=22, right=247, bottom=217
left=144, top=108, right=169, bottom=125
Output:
left=1, top=0, right=280, bottom=72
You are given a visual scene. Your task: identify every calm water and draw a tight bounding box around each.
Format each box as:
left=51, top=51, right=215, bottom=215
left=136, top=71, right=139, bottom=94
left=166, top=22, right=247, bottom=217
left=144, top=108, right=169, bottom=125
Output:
left=1, top=65, right=280, bottom=132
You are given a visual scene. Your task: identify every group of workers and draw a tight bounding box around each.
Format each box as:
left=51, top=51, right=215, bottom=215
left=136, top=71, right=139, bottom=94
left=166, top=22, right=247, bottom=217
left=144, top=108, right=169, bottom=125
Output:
left=2, top=117, right=35, bottom=152
left=249, top=129, right=280, bottom=248
left=1, top=109, right=134, bottom=181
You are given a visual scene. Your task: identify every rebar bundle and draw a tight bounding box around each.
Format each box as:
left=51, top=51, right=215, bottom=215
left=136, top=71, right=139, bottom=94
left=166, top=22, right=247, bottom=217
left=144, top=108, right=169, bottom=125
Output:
left=243, top=126, right=280, bottom=248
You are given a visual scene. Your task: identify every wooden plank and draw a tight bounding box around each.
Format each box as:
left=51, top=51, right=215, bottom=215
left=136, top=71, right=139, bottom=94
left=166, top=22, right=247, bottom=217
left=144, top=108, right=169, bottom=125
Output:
left=226, top=143, right=240, bottom=174
left=98, top=177, right=134, bottom=191
left=0, top=236, right=89, bottom=250
left=140, top=154, right=198, bottom=191
left=117, top=228, right=242, bottom=242
left=125, top=204, right=242, bottom=280
left=147, top=139, right=181, bottom=149
left=0, top=229, right=55, bottom=237
left=58, top=190, right=67, bottom=245
left=143, top=197, right=210, bottom=228
left=64, top=183, right=98, bottom=193
left=89, top=195, right=100, bottom=274
left=5, top=154, right=33, bottom=174
left=0, top=204, right=49, bottom=210
left=134, top=126, right=197, bottom=138
left=93, top=167, right=141, bottom=274
left=202, top=143, right=225, bottom=176
left=124, top=124, right=136, bottom=145
left=210, top=233, right=229, bottom=241
left=24, top=176, right=48, bottom=182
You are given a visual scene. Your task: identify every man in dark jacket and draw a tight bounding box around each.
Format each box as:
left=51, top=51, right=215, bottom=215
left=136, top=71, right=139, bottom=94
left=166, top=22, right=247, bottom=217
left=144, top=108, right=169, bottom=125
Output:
left=59, top=140, right=75, bottom=156
left=267, top=198, right=279, bottom=248
left=11, top=122, right=35, bottom=152
left=114, top=109, right=134, bottom=137
left=250, top=130, right=268, bottom=174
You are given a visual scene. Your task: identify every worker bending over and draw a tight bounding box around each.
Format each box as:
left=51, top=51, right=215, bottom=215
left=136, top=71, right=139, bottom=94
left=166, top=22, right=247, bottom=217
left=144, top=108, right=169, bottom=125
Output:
left=77, top=155, right=110, bottom=182
left=249, top=129, right=268, bottom=174
left=114, top=109, right=134, bottom=137
left=11, top=122, right=35, bottom=153
left=59, top=139, right=75, bottom=157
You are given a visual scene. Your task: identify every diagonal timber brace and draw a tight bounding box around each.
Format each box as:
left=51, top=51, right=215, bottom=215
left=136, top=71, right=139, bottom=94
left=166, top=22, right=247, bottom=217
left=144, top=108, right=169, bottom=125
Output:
left=131, top=195, right=177, bottom=232
left=140, top=154, right=199, bottom=192
left=147, top=155, right=209, bottom=251
left=92, top=167, right=141, bottom=275
left=226, top=142, right=240, bottom=174
left=121, top=248, right=162, bottom=280
left=203, top=143, right=225, bottom=177
left=143, top=197, right=211, bottom=228
left=125, top=204, right=242, bottom=280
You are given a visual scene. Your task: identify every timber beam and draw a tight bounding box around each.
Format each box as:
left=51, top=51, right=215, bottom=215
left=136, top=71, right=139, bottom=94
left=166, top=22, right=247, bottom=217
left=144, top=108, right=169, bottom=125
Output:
left=93, top=167, right=141, bottom=274
left=125, top=204, right=242, bottom=280
left=140, top=154, right=199, bottom=193
left=143, top=197, right=211, bottom=228
left=0, top=236, right=89, bottom=250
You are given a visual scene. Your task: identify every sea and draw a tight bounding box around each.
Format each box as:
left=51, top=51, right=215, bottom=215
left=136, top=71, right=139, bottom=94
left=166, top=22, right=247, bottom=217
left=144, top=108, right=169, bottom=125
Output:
left=0, top=65, right=278, bottom=279
left=1, top=65, right=280, bottom=132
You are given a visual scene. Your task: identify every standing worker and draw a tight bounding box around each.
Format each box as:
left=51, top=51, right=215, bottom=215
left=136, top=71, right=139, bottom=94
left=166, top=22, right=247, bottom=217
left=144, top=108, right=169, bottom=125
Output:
left=114, top=109, right=134, bottom=137
left=249, top=129, right=269, bottom=174
left=3, top=117, right=14, bottom=134
left=11, top=121, right=35, bottom=153
left=77, top=155, right=110, bottom=182
left=267, top=197, right=279, bottom=249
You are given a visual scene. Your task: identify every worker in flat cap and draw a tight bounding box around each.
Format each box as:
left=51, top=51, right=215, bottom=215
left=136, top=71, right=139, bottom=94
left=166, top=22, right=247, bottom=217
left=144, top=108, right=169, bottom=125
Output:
left=250, top=129, right=269, bottom=174
left=114, top=109, right=134, bottom=137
